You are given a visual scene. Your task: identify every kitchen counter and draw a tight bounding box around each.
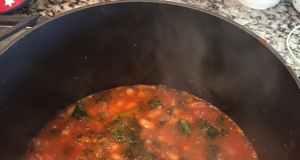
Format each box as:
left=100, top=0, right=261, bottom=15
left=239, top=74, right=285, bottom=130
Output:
left=13, top=0, right=300, bottom=76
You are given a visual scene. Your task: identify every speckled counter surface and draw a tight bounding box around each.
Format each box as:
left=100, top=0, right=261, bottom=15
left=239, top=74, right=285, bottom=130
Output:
left=13, top=0, right=300, bottom=76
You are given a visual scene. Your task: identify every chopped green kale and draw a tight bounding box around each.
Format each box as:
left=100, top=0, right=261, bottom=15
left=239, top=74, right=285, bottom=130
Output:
left=111, top=126, right=139, bottom=144
left=113, top=115, right=121, bottom=121
left=206, top=125, right=219, bottom=139
left=152, top=141, right=162, bottom=148
left=167, top=108, right=174, bottom=115
left=217, top=116, right=224, bottom=123
left=72, top=104, right=88, bottom=120
left=157, top=120, right=166, bottom=128
left=148, top=153, right=157, bottom=160
left=106, top=116, right=157, bottom=159
left=76, top=134, right=82, bottom=141
left=206, top=144, right=219, bottom=160
left=177, top=100, right=186, bottom=109
left=177, top=119, right=191, bottom=137
left=196, top=118, right=206, bottom=129
left=147, top=98, right=164, bottom=110
left=122, top=148, right=133, bottom=158
left=113, top=107, right=140, bottom=120
left=97, top=112, right=108, bottom=122
left=96, top=93, right=111, bottom=103
left=196, top=118, right=227, bottom=140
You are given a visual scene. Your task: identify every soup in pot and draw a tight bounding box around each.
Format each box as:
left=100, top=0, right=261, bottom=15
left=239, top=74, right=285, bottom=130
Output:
left=24, top=85, right=258, bottom=160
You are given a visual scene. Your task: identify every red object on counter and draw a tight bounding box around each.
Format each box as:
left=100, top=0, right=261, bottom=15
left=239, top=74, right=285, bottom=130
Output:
left=0, top=0, right=30, bottom=14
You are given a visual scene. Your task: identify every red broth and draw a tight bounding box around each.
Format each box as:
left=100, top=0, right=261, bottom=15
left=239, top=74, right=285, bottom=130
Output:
left=23, top=85, right=258, bottom=160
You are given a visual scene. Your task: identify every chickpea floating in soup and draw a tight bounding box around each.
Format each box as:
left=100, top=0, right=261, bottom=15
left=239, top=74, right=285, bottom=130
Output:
left=24, top=85, right=258, bottom=160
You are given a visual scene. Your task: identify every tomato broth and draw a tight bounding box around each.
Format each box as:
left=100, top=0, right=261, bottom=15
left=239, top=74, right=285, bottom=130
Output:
left=24, top=85, right=258, bottom=160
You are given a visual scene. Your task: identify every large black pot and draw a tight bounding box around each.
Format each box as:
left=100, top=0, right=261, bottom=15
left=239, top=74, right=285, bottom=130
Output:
left=0, top=1, right=299, bottom=159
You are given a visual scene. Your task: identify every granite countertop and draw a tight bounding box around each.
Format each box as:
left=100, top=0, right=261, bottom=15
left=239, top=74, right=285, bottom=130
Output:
left=13, top=0, right=300, bottom=76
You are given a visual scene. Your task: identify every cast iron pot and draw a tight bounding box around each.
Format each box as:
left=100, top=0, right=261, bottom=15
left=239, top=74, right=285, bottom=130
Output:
left=0, top=1, right=299, bottom=159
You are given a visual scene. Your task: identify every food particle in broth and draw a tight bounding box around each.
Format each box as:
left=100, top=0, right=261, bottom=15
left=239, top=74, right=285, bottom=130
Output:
left=24, top=85, right=258, bottom=160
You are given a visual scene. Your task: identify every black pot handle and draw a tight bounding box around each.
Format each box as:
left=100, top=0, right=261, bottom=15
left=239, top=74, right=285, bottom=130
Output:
left=0, top=14, right=39, bottom=41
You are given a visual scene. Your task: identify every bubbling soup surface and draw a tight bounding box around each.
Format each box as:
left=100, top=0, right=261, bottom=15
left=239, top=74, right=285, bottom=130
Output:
left=24, top=85, right=258, bottom=160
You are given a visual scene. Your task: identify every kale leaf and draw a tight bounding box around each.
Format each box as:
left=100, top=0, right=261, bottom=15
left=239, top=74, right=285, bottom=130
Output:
left=177, top=119, right=191, bottom=137
left=206, top=144, right=219, bottom=160
left=147, top=98, right=164, bottom=110
left=196, top=119, right=227, bottom=140
left=72, top=104, right=88, bottom=120
left=96, top=93, right=111, bottom=103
